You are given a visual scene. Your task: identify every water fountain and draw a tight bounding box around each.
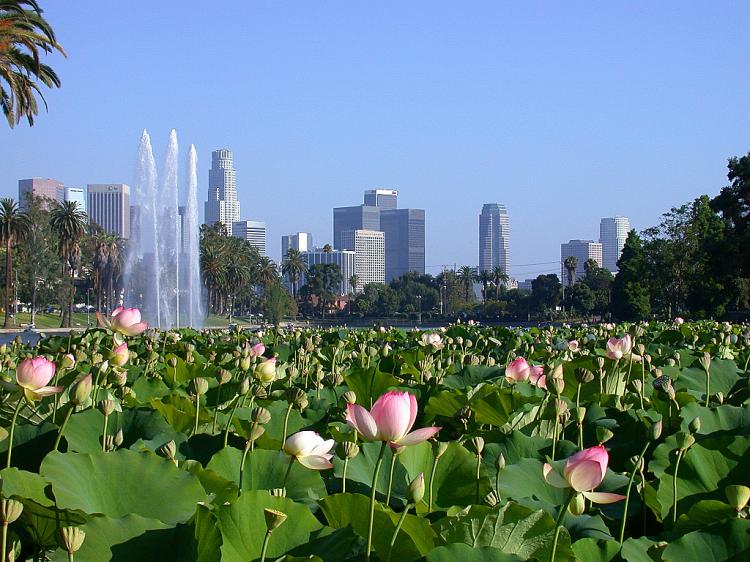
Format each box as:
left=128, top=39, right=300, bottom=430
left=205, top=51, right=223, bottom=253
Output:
left=123, top=129, right=203, bottom=329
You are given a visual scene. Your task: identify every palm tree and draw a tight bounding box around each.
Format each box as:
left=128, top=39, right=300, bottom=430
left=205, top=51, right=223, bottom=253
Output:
left=200, top=244, right=225, bottom=316
left=583, top=258, right=599, bottom=278
left=49, top=200, right=87, bottom=327
left=492, top=266, right=509, bottom=300
left=105, top=234, right=123, bottom=310
left=563, top=256, right=578, bottom=288
left=0, top=0, right=65, bottom=128
left=92, top=232, right=108, bottom=311
left=258, top=257, right=278, bottom=288
left=281, top=248, right=307, bottom=301
left=322, top=244, right=332, bottom=254
left=458, top=266, right=474, bottom=301
left=0, top=198, right=29, bottom=327
left=476, top=269, right=493, bottom=303
left=349, top=273, right=360, bottom=294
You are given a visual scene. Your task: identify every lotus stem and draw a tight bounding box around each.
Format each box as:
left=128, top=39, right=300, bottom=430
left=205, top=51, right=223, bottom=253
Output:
left=212, top=383, right=222, bottom=433
left=639, top=362, right=646, bottom=409
left=53, top=405, right=75, bottom=452
left=549, top=494, right=573, bottom=562
left=619, top=441, right=649, bottom=544
left=385, top=452, right=397, bottom=506
left=551, top=417, right=558, bottom=461
left=6, top=398, right=24, bottom=468
left=222, top=395, right=242, bottom=447
left=193, top=396, right=200, bottom=436
left=280, top=403, right=293, bottom=451
left=102, top=413, right=109, bottom=452
left=1, top=521, right=7, bottom=562
left=385, top=504, right=412, bottom=562
left=428, top=454, right=440, bottom=512
left=475, top=452, right=482, bottom=504
left=342, top=457, right=349, bottom=493
left=672, top=449, right=684, bottom=524
left=366, top=441, right=388, bottom=561
left=259, top=529, right=272, bottom=562
left=239, top=441, right=251, bottom=490
left=704, top=369, right=710, bottom=408
left=282, top=458, right=294, bottom=488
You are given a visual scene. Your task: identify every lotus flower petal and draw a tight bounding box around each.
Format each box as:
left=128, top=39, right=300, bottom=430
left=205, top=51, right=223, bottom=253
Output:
left=370, top=391, right=414, bottom=442
left=543, top=463, right=569, bottom=488
left=397, top=426, right=441, bottom=446
left=345, top=403, right=379, bottom=440
left=582, top=491, right=626, bottom=504
left=297, top=455, right=334, bottom=470
left=566, top=460, right=605, bottom=492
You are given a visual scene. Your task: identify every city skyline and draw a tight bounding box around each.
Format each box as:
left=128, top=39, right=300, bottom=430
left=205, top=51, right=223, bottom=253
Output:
left=2, top=2, right=747, bottom=277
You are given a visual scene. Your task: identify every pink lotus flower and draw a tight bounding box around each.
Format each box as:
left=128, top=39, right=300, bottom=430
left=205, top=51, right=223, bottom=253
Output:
left=250, top=343, right=265, bottom=357
left=16, top=357, right=62, bottom=401
left=568, top=340, right=579, bottom=352
left=543, top=445, right=625, bottom=504
left=254, top=357, right=277, bottom=383
left=346, top=390, right=441, bottom=447
left=110, top=342, right=129, bottom=367
left=97, top=307, right=148, bottom=336
left=605, top=335, right=632, bottom=360
left=283, top=431, right=334, bottom=470
left=674, top=317, right=684, bottom=325
left=505, top=357, right=530, bottom=383
left=529, top=365, right=547, bottom=389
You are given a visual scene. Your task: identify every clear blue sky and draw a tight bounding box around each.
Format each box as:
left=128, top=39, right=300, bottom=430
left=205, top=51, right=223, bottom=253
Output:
left=1, top=1, right=748, bottom=279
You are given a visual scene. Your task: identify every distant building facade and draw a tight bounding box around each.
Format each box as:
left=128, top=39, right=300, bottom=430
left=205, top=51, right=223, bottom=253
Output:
left=364, top=189, right=397, bottom=209
left=18, top=178, right=64, bottom=210
left=301, top=249, right=356, bottom=294
left=87, top=184, right=130, bottom=238
left=64, top=187, right=86, bottom=213
left=599, top=216, right=630, bottom=272
left=340, top=229, right=385, bottom=288
left=281, top=232, right=314, bottom=256
left=205, top=149, right=240, bottom=229
left=232, top=220, right=266, bottom=255
left=479, top=203, right=510, bottom=275
left=380, top=208, right=425, bottom=282
left=560, top=239, right=603, bottom=281
left=333, top=204, right=380, bottom=249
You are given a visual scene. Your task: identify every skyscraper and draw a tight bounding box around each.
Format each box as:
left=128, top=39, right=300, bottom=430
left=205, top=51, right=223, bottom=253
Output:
left=232, top=220, right=266, bottom=255
left=87, top=184, right=131, bottom=237
left=364, top=189, right=397, bottom=209
left=380, top=208, right=425, bottom=282
left=478, top=203, right=510, bottom=275
left=333, top=204, right=380, bottom=249
left=205, top=149, right=240, bottom=229
left=281, top=232, right=314, bottom=255
left=301, top=249, right=356, bottom=294
left=18, top=178, right=64, bottom=210
left=599, top=217, right=630, bottom=272
left=340, top=229, right=385, bottom=287
left=560, top=239, right=603, bottom=282
left=64, top=187, right=86, bottom=213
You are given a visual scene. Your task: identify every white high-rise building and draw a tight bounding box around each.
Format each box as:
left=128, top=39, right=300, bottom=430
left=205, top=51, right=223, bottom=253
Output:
left=599, top=217, right=630, bottom=272
left=281, top=232, right=314, bottom=255
left=340, top=229, right=385, bottom=288
left=64, top=187, right=86, bottom=213
left=87, top=184, right=130, bottom=238
left=561, top=240, right=603, bottom=282
left=232, top=220, right=266, bottom=255
left=205, top=149, right=240, bottom=229
left=479, top=203, right=510, bottom=275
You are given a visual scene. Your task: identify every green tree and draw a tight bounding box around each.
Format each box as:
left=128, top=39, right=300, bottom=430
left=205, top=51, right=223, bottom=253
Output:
left=281, top=248, right=307, bottom=301
left=476, top=269, right=493, bottom=303
left=458, top=266, right=475, bottom=301
left=349, top=274, right=360, bottom=295
left=49, top=200, right=87, bottom=327
left=563, top=255, right=578, bottom=288
left=0, top=0, right=65, bottom=128
left=569, top=282, right=595, bottom=317
left=531, top=274, right=561, bottom=316
left=300, top=263, right=341, bottom=317
left=492, top=266, right=509, bottom=300
left=0, top=198, right=29, bottom=326
left=263, top=280, right=297, bottom=326
left=611, top=230, right=651, bottom=321
left=582, top=263, right=613, bottom=317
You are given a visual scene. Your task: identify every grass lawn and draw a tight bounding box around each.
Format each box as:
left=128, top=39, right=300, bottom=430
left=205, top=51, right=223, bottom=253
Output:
left=0, top=312, right=261, bottom=331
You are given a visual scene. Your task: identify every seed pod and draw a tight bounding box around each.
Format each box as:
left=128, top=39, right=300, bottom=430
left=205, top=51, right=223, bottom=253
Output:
left=58, top=526, right=86, bottom=554
left=689, top=417, right=701, bottom=434
left=596, top=427, right=614, bottom=444
left=190, top=377, right=209, bottom=396
left=594, top=357, right=605, bottom=370
left=675, top=431, right=696, bottom=451
left=342, top=391, right=357, bottom=405
left=100, top=399, right=117, bottom=417
left=269, top=488, right=287, bottom=497
left=484, top=490, right=500, bottom=507
left=263, top=508, right=288, bottom=532
left=337, top=441, right=360, bottom=460
left=157, top=440, right=177, bottom=460
left=575, top=368, right=595, bottom=384
left=251, top=406, right=271, bottom=425
left=434, top=441, right=449, bottom=459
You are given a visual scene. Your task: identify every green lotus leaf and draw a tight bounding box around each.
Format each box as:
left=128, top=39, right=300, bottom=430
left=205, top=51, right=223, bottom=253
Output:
left=0, top=467, right=52, bottom=506
left=571, top=537, right=620, bottom=562
left=662, top=518, right=750, bottom=561
left=424, top=543, right=524, bottom=561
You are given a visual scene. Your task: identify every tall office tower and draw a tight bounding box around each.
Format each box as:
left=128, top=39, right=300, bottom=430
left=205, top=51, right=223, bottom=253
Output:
left=232, top=220, right=266, bottom=255
left=87, top=184, right=131, bottom=237
left=205, top=149, right=240, bottom=229
left=340, top=229, right=385, bottom=287
left=599, top=216, right=630, bottom=272
left=560, top=239, right=603, bottom=282
left=301, top=249, right=356, bottom=294
left=380, top=208, right=425, bottom=281
left=64, top=187, right=86, bottom=213
left=281, top=232, right=314, bottom=256
left=478, top=203, right=510, bottom=275
left=333, top=204, right=380, bottom=249
left=364, top=189, right=398, bottom=209
left=18, top=178, right=64, bottom=210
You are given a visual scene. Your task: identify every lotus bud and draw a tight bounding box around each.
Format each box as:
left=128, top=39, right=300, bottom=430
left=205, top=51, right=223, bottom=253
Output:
left=168, top=357, right=178, bottom=369
left=61, top=353, right=76, bottom=370
left=725, top=485, right=750, bottom=511
left=484, top=490, right=500, bottom=507
left=0, top=499, right=23, bottom=524
left=157, top=440, right=177, bottom=460
left=569, top=493, right=586, bottom=516
left=92, top=352, right=103, bottom=365
left=689, top=417, right=701, bottom=434
left=469, top=436, right=484, bottom=456
left=70, top=374, right=93, bottom=406
left=75, top=350, right=87, bottom=363
left=263, top=508, right=288, bottom=532
left=554, top=398, right=568, bottom=417
left=217, top=369, right=232, bottom=385
left=574, top=407, right=586, bottom=424
left=251, top=406, right=271, bottom=425
left=495, top=451, right=506, bottom=471
left=114, top=428, right=124, bottom=447
left=254, top=359, right=277, bottom=383
left=632, top=379, right=643, bottom=394
left=643, top=354, right=652, bottom=365
left=240, top=356, right=252, bottom=371
left=342, top=391, right=357, bottom=405
left=58, top=526, right=86, bottom=554
left=190, top=377, right=209, bottom=397
left=238, top=377, right=250, bottom=395
left=675, top=431, right=695, bottom=451
left=650, top=419, right=663, bottom=441
left=716, top=391, right=724, bottom=404
left=434, top=441, right=449, bottom=459
left=665, top=358, right=675, bottom=367
left=406, top=473, right=425, bottom=504
left=100, top=399, right=117, bottom=417
left=575, top=368, right=595, bottom=384
left=269, top=488, right=286, bottom=497
left=112, top=369, right=128, bottom=387
left=337, top=441, right=360, bottom=460
left=636, top=344, right=646, bottom=356
left=699, top=352, right=711, bottom=373
left=596, top=427, right=614, bottom=444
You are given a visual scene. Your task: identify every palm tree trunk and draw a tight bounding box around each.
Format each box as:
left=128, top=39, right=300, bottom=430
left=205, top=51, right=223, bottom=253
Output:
left=4, top=240, right=12, bottom=328
left=30, top=281, right=37, bottom=325
left=67, top=267, right=74, bottom=328
left=108, top=270, right=114, bottom=312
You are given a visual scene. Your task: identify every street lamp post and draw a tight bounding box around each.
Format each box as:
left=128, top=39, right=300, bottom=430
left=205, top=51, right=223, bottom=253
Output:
left=416, top=294, right=422, bottom=325
left=439, top=285, right=447, bottom=316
